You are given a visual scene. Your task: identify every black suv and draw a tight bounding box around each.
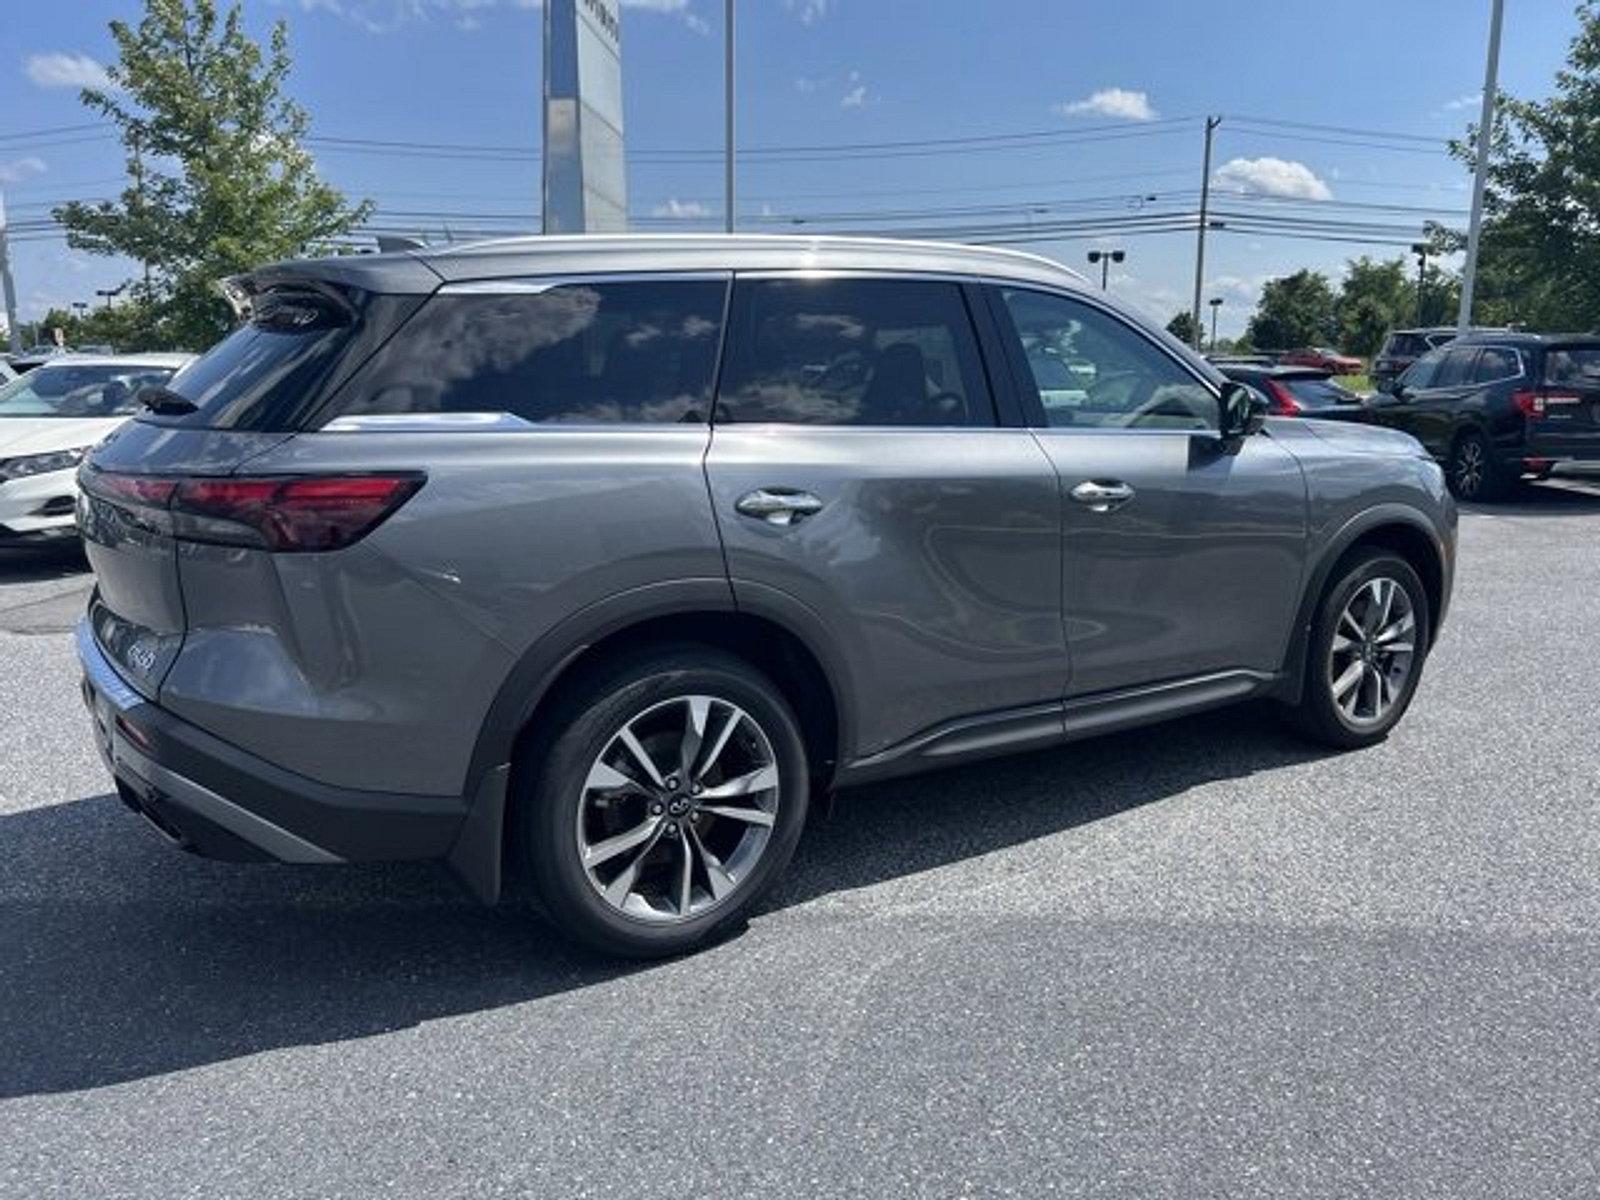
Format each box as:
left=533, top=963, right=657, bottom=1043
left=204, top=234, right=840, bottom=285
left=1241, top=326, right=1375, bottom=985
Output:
left=1371, top=333, right=1600, bottom=500
left=1372, top=328, right=1458, bottom=394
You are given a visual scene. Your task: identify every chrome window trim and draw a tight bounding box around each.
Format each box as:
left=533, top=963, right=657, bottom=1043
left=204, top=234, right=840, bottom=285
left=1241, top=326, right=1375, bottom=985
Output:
left=437, top=270, right=733, bottom=295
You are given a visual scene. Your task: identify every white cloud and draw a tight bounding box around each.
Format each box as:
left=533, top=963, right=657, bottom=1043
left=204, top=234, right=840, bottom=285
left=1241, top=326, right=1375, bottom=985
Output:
left=24, top=52, right=112, bottom=90
left=652, top=198, right=711, bottom=219
left=1213, top=156, right=1333, bottom=201
left=1054, top=88, right=1157, bottom=122
left=0, top=156, right=47, bottom=184
left=1442, top=91, right=1482, bottom=112
left=839, top=70, right=867, bottom=109
left=784, top=0, right=831, bottom=24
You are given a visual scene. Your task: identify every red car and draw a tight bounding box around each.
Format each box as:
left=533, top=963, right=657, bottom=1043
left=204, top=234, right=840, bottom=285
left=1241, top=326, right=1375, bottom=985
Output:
left=1280, top=347, right=1364, bottom=374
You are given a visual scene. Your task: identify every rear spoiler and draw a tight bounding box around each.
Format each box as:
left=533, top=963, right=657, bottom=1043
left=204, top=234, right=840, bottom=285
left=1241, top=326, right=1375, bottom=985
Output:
left=219, top=272, right=359, bottom=324
left=220, top=252, right=444, bottom=320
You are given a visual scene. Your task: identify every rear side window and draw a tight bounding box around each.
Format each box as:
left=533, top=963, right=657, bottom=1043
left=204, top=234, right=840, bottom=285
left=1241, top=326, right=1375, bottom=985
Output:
left=1472, top=347, right=1521, bottom=383
left=325, top=279, right=728, bottom=425
left=714, top=278, right=993, bottom=426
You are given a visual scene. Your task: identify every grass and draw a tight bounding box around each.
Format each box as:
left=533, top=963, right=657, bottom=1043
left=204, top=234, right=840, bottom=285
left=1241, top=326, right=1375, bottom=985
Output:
left=1338, top=373, right=1373, bottom=395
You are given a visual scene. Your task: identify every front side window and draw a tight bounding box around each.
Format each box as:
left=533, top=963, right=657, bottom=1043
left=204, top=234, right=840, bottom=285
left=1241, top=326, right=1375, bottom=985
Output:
left=999, top=288, right=1217, bottom=431
left=1401, top=348, right=1445, bottom=390
left=1432, top=348, right=1479, bottom=388
left=326, top=279, right=727, bottom=425
left=714, top=278, right=993, bottom=426
left=1472, top=347, right=1520, bottom=383
left=0, top=363, right=179, bottom=419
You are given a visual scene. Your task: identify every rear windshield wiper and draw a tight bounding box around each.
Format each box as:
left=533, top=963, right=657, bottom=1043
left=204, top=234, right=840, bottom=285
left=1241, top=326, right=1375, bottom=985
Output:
left=137, top=385, right=198, bottom=416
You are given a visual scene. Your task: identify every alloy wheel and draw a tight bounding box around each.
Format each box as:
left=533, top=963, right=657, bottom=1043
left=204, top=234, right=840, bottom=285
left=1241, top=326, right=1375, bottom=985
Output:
left=1454, top=438, right=1486, bottom=498
left=575, top=695, right=780, bottom=923
left=1327, top=576, right=1417, bottom=727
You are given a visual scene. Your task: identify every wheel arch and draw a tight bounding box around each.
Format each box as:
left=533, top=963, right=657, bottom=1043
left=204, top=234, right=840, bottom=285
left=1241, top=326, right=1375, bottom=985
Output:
left=448, top=580, right=853, bottom=905
left=1274, top=505, right=1448, bottom=705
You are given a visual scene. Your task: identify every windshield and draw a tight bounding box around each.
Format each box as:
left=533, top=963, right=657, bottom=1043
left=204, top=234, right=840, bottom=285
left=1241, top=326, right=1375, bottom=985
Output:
left=0, top=363, right=179, bottom=419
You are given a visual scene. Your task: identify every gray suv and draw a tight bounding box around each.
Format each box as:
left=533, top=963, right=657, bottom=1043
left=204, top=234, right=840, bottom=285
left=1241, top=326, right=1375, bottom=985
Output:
left=76, top=235, right=1456, bottom=956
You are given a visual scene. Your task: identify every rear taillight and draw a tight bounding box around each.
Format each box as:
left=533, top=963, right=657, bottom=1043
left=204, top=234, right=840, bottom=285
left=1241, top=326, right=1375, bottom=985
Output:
left=1265, top=381, right=1302, bottom=415
left=1512, top=389, right=1545, bottom=417
left=81, top=470, right=424, bottom=552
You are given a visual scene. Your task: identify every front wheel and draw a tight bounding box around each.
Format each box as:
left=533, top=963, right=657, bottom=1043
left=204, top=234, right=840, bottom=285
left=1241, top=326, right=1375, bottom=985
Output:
left=1286, top=549, right=1432, bottom=749
left=516, top=646, right=809, bottom=958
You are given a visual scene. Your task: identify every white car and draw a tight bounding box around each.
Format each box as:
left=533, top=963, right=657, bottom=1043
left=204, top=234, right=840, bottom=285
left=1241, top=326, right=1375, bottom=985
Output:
left=0, top=353, right=194, bottom=543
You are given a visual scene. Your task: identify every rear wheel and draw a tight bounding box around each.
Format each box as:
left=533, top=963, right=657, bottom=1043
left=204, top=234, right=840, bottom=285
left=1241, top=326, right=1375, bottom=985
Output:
left=516, top=646, right=809, bottom=958
left=1447, top=429, right=1506, bottom=501
left=1286, top=549, right=1431, bottom=749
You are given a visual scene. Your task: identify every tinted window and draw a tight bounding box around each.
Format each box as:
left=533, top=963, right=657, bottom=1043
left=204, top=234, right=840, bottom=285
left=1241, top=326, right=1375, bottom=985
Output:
left=0, top=363, right=178, bottom=419
left=999, top=288, right=1217, bottom=431
left=1280, top=376, right=1359, bottom=409
left=715, top=278, right=992, bottom=426
left=327, top=280, right=727, bottom=425
left=1386, top=334, right=1425, bottom=358
left=1432, top=348, right=1477, bottom=388
left=1402, top=348, right=1446, bottom=390
left=1472, top=347, right=1520, bottom=383
left=1544, top=346, right=1600, bottom=386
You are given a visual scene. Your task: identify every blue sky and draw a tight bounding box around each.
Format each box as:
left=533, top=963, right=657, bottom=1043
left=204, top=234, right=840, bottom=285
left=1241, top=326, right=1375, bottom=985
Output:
left=0, top=0, right=1583, bottom=339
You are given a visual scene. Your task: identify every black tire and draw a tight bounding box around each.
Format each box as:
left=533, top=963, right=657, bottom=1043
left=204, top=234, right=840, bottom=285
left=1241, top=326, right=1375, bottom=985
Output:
left=514, top=644, right=809, bottom=958
left=1447, top=428, right=1507, bottom=501
left=1285, top=549, right=1432, bottom=750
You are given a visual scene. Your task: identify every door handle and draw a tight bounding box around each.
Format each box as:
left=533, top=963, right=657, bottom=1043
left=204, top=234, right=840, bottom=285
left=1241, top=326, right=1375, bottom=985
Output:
left=735, top=488, right=825, bottom=527
left=1070, top=479, right=1135, bottom=513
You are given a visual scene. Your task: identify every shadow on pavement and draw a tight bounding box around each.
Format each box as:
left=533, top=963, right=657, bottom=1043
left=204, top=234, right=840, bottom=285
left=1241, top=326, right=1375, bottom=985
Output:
left=0, top=542, right=90, bottom=583
left=0, top=709, right=1325, bottom=1098
left=1459, top=477, right=1600, bottom=517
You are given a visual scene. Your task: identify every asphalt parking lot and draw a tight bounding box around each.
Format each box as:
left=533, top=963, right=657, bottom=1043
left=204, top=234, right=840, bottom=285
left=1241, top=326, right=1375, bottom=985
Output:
left=3, top=479, right=1599, bottom=1199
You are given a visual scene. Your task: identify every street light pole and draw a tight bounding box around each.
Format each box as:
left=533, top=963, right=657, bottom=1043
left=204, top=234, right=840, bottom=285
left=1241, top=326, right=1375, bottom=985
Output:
left=1208, top=297, right=1223, bottom=352
left=724, top=0, right=735, bottom=234
left=1086, top=248, right=1125, bottom=290
left=1458, top=0, right=1505, bottom=332
left=1411, top=241, right=1430, bottom=325
left=1190, top=115, right=1222, bottom=351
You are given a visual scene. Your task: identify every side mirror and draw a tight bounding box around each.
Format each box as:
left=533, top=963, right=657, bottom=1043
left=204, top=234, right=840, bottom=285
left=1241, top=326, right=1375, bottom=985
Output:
left=1218, top=381, right=1268, bottom=439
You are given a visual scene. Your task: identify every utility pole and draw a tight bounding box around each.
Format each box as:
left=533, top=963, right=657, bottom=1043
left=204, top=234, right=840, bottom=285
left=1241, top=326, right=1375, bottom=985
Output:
left=1190, top=115, right=1222, bottom=351
left=724, top=0, right=735, bottom=233
left=1209, top=297, right=1223, bottom=352
left=0, top=188, right=19, bottom=354
left=131, top=130, right=151, bottom=294
left=1411, top=241, right=1430, bottom=325
left=1458, top=0, right=1505, bottom=332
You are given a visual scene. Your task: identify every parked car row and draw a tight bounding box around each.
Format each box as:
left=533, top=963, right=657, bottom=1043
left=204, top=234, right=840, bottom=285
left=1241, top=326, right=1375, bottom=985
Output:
left=1219, top=331, right=1600, bottom=501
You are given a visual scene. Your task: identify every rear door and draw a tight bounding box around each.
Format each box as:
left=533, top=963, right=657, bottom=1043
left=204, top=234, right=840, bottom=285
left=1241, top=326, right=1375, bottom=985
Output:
left=1403, top=346, right=1481, bottom=454
left=702, top=274, right=1066, bottom=761
left=986, top=284, right=1306, bottom=697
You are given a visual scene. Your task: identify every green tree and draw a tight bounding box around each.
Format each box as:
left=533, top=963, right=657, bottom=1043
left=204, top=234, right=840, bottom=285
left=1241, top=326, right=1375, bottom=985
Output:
left=1165, top=311, right=1200, bottom=345
left=1245, top=269, right=1338, bottom=351
left=55, top=0, right=371, bottom=351
left=1336, top=256, right=1410, bottom=357
left=1449, top=1, right=1600, bottom=330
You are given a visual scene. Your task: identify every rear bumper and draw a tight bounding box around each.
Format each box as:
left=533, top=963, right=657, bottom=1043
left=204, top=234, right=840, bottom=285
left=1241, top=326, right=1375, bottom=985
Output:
left=76, top=619, right=470, bottom=866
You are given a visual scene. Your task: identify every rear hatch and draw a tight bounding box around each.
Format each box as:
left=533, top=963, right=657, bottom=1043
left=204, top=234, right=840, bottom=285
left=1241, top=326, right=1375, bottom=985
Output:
left=79, top=272, right=429, bottom=696
left=1524, top=344, right=1600, bottom=462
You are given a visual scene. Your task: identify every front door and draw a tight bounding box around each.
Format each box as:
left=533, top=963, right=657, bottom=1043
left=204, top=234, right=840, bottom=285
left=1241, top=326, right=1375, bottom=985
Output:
left=986, top=285, right=1308, bottom=697
left=703, top=275, right=1066, bottom=760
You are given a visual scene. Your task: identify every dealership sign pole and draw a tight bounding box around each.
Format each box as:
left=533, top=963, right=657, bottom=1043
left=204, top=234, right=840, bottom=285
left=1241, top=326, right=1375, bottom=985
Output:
left=1458, top=0, right=1505, bottom=332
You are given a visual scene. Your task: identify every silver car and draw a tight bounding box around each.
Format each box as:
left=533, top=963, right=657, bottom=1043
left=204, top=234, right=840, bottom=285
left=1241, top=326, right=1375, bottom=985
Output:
left=76, top=235, right=1456, bottom=956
